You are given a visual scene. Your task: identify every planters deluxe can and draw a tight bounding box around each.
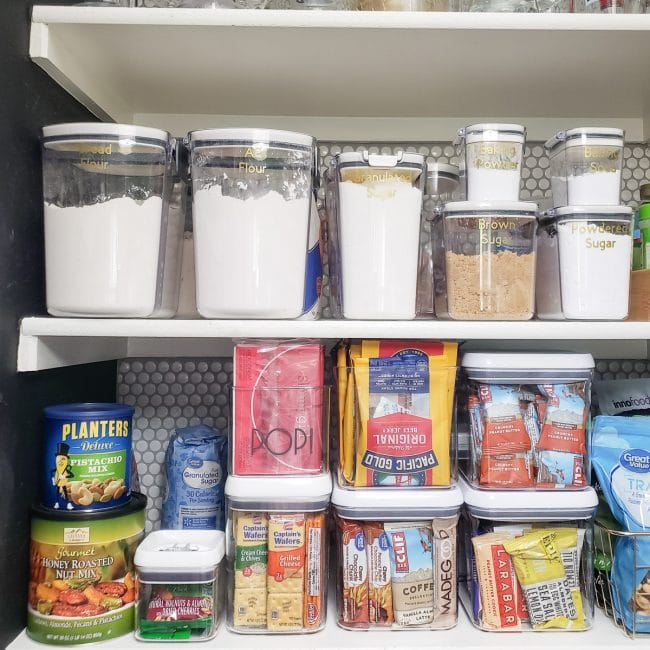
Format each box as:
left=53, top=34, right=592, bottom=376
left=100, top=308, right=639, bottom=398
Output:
left=28, top=493, right=146, bottom=645
left=43, top=403, right=134, bottom=511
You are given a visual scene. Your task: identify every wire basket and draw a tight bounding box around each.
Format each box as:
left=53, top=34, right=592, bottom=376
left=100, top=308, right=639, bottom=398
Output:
left=595, top=523, right=650, bottom=638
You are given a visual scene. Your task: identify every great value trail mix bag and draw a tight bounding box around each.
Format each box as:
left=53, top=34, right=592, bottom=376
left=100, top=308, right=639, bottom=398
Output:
left=337, top=340, right=458, bottom=487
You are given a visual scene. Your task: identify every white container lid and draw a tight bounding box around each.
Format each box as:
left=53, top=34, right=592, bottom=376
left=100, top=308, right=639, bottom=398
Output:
left=187, top=127, right=314, bottom=148
left=444, top=200, right=537, bottom=216
left=460, top=477, right=598, bottom=521
left=461, top=123, right=526, bottom=144
left=463, top=122, right=526, bottom=135
left=462, top=351, right=594, bottom=382
left=135, top=530, right=226, bottom=571
left=552, top=205, right=633, bottom=219
left=335, top=151, right=425, bottom=168
left=545, top=127, right=625, bottom=151
left=226, top=473, right=332, bottom=511
left=42, top=122, right=170, bottom=143
left=332, top=482, right=462, bottom=519
left=427, top=162, right=460, bottom=178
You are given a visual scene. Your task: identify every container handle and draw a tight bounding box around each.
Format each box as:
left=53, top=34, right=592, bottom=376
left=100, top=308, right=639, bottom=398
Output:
left=364, top=151, right=404, bottom=168
left=452, top=128, right=466, bottom=147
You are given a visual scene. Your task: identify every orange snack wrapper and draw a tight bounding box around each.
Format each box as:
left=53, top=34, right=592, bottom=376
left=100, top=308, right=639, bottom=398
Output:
left=303, top=512, right=326, bottom=629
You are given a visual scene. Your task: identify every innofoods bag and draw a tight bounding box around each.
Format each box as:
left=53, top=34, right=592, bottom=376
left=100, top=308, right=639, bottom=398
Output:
left=337, top=340, right=458, bottom=487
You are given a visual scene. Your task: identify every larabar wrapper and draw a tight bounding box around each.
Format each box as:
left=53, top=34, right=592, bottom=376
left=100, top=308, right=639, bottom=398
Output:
left=503, top=529, right=582, bottom=630
left=432, top=516, right=458, bottom=628
left=471, top=532, right=520, bottom=630
left=338, top=518, right=369, bottom=627
left=362, top=522, right=394, bottom=626
left=267, top=513, right=306, bottom=593
left=304, top=512, right=326, bottom=629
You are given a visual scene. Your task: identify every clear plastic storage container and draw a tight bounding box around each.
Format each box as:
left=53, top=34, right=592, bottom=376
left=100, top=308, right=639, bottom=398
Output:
left=188, top=128, right=317, bottom=319
left=536, top=206, right=632, bottom=320
left=457, top=123, right=526, bottom=201
left=545, top=128, right=625, bottom=207
left=41, top=123, right=184, bottom=318
left=331, top=482, right=462, bottom=630
left=443, top=201, right=537, bottom=320
left=334, top=151, right=426, bottom=319
left=225, top=474, right=331, bottom=634
left=459, top=478, right=598, bottom=632
left=134, top=530, right=226, bottom=642
left=460, top=351, right=594, bottom=490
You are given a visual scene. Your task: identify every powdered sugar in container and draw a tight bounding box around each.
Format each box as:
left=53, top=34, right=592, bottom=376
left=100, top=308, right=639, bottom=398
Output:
left=188, top=128, right=317, bottom=319
left=457, top=123, right=526, bottom=201
left=536, top=206, right=632, bottom=320
left=545, top=127, right=624, bottom=207
left=42, top=123, right=184, bottom=317
left=459, top=477, right=598, bottom=632
left=335, top=151, right=426, bottom=319
left=460, top=351, right=594, bottom=491
left=331, top=482, right=462, bottom=631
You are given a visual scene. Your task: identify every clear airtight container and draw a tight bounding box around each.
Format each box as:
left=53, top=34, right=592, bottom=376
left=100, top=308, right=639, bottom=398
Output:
left=134, top=530, right=225, bottom=642
left=457, top=123, right=526, bottom=201
left=225, top=474, right=331, bottom=634
left=459, top=478, right=598, bottom=632
left=331, top=482, right=462, bottom=631
left=545, top=128, right=625, bottom=207
left=188, top=129, right=317, bottom=319
left=536, top=206, right=632, bottom=320
left=335, top=151, right=426, bottom=319
left=460, top=351, right=594, bottom=490
left=443, top=201, right=538, bottom=320
left=41, top=123, right=184, bottom=317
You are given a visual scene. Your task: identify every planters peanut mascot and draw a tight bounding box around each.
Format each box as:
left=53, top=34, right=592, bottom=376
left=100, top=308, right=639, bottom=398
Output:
left=52, top=442, right=74, bottom=509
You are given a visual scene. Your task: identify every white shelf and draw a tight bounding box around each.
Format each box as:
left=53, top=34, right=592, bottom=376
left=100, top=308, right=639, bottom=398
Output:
left=17, top=316, right=650, bottom=371
left=6, top=608, right=637, bottom=649
left=29, top=6, right=650, bottom=140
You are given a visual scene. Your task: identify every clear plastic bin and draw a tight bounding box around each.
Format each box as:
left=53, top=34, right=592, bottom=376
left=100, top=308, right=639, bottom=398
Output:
left=41, top=123, right=184, bottom=318
left=460, top=351, right=594, bottom=490
left=443, top=201, right=538, bottom=320
left=536, top=206, right=632, bottom=320
left=545, top=128, right=625, bottom=207
left=334, top=151, right=426, bottom=319
left=134, top=530, right=225, bottom=642
left=584, top=0, right=645, bottom=12
left=456, top=123, right=526, bottom=201
left=459, top=478, right=598, bottom=632
left=332, top=482, right=462, bottom=630
left=336, top=340, right=458, bottom=488
left=225, top=474, right=331, bottom=634
left=188, top=128, right=317, bottom=319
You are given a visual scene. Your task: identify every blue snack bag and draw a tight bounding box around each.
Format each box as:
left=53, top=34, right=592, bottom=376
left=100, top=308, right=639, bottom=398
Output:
left=611, top=536, right=650, bottom=633
left=162, top=425, right=228, bottom=531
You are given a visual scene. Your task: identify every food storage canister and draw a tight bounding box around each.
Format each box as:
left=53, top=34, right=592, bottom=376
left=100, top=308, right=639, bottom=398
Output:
left=134, top=530, right=226, bottom=641
left=334, top=151, right=426, bottom=319
left=225, top=474, right=331, bottom=634
left=457, top=123, right=526, bottom=201
left=417, top=163, right=460, bottom=318
left=460, top=351, right=594, bottom=490
left=187, top=128, right=317, bottom=319
left=42, top=403, right=134, bottom=512
left=41, top=123, right=184, bottom=318
left=331, top=482, right=462, bottom=631
left=443, top=201, right=538, bottom=320
left=27, top=492, right=146, bottom=645
left=536, top=206, right=633, bottom=320
left=459, top=477, right=598, bottom=632
left=545, top=127, right=625, bottom=207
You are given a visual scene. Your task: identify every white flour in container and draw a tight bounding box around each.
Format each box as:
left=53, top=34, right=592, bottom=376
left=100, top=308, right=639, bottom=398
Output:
left=192, top=185, right=309, bottom=318
left=338, top=180, right=422, bottom=319
left=557, top=221, right=631, bottom=319
left=45, top=196, right=163, bottom=317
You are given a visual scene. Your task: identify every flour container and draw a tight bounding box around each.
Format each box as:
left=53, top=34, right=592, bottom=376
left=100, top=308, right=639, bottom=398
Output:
left=459, top=477, right=598, bottom=632
left=335, top=151, right=425, bottom=319
left=457, top=124, right=526, bottom=201
left=188, top=128, right=316, bottom=319
left=443, top=201, right=537, bottom=320
left=41, top=123, right=184, bottom=318
left=331, top=482, right=462, bottom=630
left=545, top=128, right=624, bottom=207
left=536, top=206, right=632, bottom=320
left=225, top=474, right=331, bottom=634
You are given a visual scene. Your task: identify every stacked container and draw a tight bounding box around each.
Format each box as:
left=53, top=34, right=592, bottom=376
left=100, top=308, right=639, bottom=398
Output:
left=538, top=128, right=632, bottom=320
